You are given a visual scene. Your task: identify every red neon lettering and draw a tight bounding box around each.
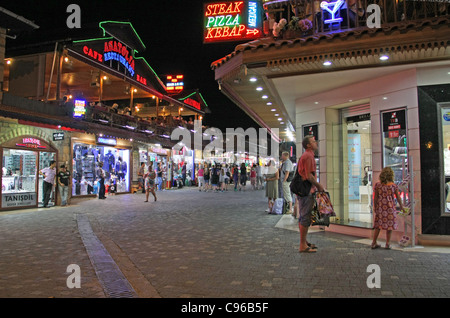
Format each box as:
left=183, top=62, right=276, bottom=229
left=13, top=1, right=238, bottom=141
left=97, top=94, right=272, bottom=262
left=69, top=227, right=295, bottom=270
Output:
left=205, top=2, right=243, bottom=16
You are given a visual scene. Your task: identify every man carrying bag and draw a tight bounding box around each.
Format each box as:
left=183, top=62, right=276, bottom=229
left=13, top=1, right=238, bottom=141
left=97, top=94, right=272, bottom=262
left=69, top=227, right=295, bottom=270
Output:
left=291, top=135, right=325, bottom=253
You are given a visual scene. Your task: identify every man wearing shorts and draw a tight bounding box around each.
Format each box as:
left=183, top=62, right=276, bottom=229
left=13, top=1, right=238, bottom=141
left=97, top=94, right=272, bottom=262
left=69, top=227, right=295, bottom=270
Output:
left=297, top=135, right=324, bottom=253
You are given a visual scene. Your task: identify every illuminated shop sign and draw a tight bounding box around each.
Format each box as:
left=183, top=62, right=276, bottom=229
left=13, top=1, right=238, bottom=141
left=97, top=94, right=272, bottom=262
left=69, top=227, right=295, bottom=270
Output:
left=97, top=137, right=117, bottom=146
left=73, top=99, right=87, bottom=118
left=184, top=98, right=201, bottom=110
left=73, top=39, right=150, bottom=88
left=320, top=0, right=344, bottom=24
left=203, top=1, right=263, bottom=43
left=103, top=40, right=135, bottom=77
left=16, top=138, right=46, bottom=149
left=166, top=75, right=184, bottom=92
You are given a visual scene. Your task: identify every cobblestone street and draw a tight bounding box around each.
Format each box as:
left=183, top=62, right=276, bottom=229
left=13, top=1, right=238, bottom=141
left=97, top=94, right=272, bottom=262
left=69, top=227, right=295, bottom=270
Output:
left=1, top=187, right=450, bottom=299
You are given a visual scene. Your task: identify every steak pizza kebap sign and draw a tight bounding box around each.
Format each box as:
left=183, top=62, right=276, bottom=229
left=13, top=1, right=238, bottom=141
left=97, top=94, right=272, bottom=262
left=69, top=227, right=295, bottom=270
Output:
left=204, top=1, right=262, bottom=43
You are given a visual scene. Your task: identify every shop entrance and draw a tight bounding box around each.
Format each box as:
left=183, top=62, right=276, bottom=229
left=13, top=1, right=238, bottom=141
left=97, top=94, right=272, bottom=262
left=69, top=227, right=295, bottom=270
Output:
left=1, top=137, right=57, bottom=210
left=331, top=106, right=373, bottom=228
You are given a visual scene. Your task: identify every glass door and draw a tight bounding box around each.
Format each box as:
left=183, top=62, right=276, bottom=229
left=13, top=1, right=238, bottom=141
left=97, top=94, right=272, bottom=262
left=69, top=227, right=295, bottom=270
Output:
left=331, top=112, right=373, bottom=228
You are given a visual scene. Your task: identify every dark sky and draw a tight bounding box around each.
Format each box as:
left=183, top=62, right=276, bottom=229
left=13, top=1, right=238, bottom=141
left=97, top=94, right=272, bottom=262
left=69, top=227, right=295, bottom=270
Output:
left=4, top=0, right=259, bottom=131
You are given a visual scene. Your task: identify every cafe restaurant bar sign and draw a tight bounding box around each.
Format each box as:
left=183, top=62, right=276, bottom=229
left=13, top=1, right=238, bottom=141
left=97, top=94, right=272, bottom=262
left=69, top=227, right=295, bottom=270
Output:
left=204, top=1, right=263, bottom=43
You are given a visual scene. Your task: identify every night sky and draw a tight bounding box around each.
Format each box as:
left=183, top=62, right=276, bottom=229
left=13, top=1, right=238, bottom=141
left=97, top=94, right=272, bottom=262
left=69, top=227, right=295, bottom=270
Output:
left=4, top=0, right=260, bottom=131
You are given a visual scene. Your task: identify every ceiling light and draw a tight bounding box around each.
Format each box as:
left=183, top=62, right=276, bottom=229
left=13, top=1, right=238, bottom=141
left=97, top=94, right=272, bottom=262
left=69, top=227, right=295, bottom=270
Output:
left=266, top=102, right=272, bottom=106
left=323, top=61, right=332, bottom=66
left=380, top=55, right=389, bottom=61
left=271, top=109, right=276, bottom=112
left=275, top=114, right=279, bottom=116
left=383, top=97, right=388, bottom=100
left=256, top=87, right=263, bottom=91
left=249, top=77, right=257, bottom=82
left=6, top=59, right=11, bottom=65
left=314, top=102, right=319, bottom=105
left=262, top=95, right=268, bottom=99
left=278, top=118, right=282, bottom=121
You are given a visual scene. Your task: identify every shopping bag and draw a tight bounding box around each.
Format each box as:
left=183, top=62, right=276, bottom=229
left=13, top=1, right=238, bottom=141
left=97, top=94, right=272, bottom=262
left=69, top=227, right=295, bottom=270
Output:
left=314, top=192, right=335, bottom=217
left=271, top=198, right=284, bottom=215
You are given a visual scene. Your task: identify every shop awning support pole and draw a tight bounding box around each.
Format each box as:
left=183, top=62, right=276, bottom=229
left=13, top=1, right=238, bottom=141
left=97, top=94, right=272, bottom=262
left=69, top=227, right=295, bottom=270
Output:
left=45, top=42, right=58, bottom=102
left=130, top=87, right=134, bottom=115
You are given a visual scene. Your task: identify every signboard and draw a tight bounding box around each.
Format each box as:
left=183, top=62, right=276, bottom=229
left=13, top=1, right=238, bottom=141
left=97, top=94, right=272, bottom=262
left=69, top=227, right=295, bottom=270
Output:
left=184, top=98, right=201, bottom=110
left=166, top=75, right=184, bottom=92
left=69, top=39, right=152, bottom=90
left=73, top=99, right=87, bottom=118
left=97, top=136, right=117, bottom=146
left=2, top=192, right=36, bottom=208
left=15, top=138, right=47, bottom=149
left=203, top=1, right=263, bottom=43
left=53, top=132, right=65, bottom=141
left=382, top=109, right=406, bottom=132
left=303, top=124, right=318, bottom=140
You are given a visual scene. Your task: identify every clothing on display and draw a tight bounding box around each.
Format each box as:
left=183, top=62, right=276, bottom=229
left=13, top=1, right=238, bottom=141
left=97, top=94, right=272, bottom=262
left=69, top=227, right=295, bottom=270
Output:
left=72, top=143, right=130, bottom=196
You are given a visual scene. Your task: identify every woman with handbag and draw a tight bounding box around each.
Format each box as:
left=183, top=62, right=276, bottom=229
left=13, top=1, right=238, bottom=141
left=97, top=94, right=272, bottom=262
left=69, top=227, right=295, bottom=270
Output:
left=371, top=167, right=406, bottom=249
left=264, top=160, right=279, bottom=213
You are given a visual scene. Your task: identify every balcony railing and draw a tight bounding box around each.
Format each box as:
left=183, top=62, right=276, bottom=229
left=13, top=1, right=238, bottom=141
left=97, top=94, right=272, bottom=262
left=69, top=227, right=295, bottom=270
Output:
left=263, top=0, right=450, bottom=39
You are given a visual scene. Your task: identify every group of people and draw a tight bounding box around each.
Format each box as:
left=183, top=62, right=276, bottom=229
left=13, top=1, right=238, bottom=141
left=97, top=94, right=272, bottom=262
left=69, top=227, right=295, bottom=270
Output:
left=38, top=161, right=70, bottom=207
left=196, top=162, right=267, bottom=193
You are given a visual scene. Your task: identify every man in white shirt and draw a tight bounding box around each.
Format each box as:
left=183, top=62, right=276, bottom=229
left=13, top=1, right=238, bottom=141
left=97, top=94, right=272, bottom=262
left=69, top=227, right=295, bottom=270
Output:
left=280, top=151, right=294, bottom=214
left=39, top=160, right=56, bottom=208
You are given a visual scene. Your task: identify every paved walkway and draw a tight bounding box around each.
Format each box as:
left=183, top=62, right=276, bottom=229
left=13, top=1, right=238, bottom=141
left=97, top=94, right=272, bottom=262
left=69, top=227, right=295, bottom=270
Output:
left=0, top=187, right=449, bottom=298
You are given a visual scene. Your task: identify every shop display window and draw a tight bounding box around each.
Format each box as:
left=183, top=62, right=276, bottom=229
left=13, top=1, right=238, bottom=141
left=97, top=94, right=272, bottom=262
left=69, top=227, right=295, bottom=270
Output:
left=2, top=149, right=38, bottom=208
left=440, top=104, right=450, bottom=213
left=72, top=143, right=130, bottom=196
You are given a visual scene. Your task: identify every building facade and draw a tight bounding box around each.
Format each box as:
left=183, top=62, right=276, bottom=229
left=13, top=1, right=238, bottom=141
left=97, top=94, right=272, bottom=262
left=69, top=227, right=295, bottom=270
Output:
left=212, top=0, right=450, bottom=240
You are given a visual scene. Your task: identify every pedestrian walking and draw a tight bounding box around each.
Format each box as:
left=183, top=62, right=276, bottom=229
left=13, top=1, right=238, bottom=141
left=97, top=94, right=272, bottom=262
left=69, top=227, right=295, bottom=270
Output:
left=39, top=160, right=56, bottom=208
left=197, top=164, right=205, bottom=191
left=297, top=136, right=324, bottom=253
left=97, top=162, right=106, bottom=199
left=240, top=162, right=247, bottom=191
left=145, top=162, right=157, bottom=202
left=264, top=160, right=279, bottom=213
left=250, top=165, right=257, bottom=190
left=157, top=162, right=163, bottom=191
left=219, top=168, right=225, bottom=192
left=371, top=167, right=406, bottom=250
left=256, top=163, right=263, bottom=190
left=280, top=151, right=294, bottom=214
left=204, top=163, right=210, bottom=192
left=57, top=164, right=70, bottom=206
left=211, top=163, right=220, bottom=192
left=233, top=164, right=240, bottom=191
left=138, top=162, right=146, bottom=193
left=223, top=164, right=230, bottom=191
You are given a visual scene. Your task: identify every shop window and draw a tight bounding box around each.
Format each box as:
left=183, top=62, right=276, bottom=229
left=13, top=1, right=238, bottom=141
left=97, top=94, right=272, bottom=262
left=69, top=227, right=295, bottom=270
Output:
left=2, top=149, right=38, bottom=208
left=72, top=143, right=130, bottom=196
left=440, top=103, right=450, bottom=214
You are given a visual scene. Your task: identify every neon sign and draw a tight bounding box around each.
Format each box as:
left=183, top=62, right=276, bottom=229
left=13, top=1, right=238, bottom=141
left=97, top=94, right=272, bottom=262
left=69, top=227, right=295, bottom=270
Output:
left=184, top=98, right=201, bottom=110
left=166, top=75, right=184, bottom=92
left=16, top=138, right=46, bottom=149
left=320, top=0, right=344, bottom=24
left=73, top=99, right=87, bottom=118
left=204, top=1, right=262, bottom=43
left=104, top=40, right=135, bottom=77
